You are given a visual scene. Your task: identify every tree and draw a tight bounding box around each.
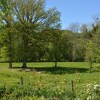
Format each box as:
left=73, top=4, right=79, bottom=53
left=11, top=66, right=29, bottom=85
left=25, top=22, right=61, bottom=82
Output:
left=47, top=29, right=62, bottom=67
left=85, top=40, right=95, bottom=72
left=0, top=0, right=15, bottom=68
left=80, top=24, right=88, bottom=33
left=68, top=23, right=80, bottom=33
left=92, top=18, right=100, bottom=63
left=68, top=23, right=80, bottom=62
left=13, top=0, right=61, bottom=68
left=60, top=30, right=73, bottom=61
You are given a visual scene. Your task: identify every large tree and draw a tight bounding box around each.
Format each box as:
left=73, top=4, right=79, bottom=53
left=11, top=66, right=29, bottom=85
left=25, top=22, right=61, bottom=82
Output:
left=13, top=0, right=61, bottom=68
left=0, top=0, right=15, bottom=68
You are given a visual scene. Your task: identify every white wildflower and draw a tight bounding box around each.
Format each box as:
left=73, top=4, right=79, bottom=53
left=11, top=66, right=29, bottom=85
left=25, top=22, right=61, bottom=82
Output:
left=94, top=84, right=100, bottom=91
left=87, top=96, right=91, bottom=100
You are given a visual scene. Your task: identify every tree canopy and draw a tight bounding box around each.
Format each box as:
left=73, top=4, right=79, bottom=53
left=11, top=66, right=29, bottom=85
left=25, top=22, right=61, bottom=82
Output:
left=0, top=0, right=100, bottom=69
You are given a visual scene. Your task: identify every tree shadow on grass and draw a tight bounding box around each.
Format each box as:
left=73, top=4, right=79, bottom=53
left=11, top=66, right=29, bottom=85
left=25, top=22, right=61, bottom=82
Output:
left=32, top=67, right=89, bottom=74
left=12, top=66, right=89, bottom=74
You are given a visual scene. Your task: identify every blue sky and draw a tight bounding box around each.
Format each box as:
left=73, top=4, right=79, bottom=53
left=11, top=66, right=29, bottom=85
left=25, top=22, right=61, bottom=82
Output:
left=46, top=0, right=100, bottom=29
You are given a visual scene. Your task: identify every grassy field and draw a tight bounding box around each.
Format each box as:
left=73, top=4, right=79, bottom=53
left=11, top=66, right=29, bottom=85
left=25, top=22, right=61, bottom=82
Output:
left=0, top=62, right=100, bottom=99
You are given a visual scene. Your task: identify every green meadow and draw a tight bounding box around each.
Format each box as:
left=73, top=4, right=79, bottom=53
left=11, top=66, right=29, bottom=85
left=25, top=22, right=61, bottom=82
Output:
left=0, top=62, right=100, bottom=100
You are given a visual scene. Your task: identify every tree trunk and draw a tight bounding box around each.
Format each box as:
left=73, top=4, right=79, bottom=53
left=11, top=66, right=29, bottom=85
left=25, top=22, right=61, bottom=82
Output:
left=9, top=61, right=12, bottom=68
left=22, top=35, right=28, bottom=68
left=55, top=61, right=57, bottom=67
left=89, top=61, right=93, bottom=72
left=8, top=32, right=13, bottom=68
left=22, top=59, right=27, bottom=68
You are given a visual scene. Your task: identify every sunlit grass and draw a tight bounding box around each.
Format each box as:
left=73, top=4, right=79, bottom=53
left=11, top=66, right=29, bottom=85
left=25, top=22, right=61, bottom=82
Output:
left=0, top=62, right=100, bottom=99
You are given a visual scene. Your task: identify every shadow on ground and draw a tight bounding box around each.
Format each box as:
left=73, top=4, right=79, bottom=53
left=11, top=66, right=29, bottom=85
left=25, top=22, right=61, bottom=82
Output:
left=12, top=66, right=89, bottom=74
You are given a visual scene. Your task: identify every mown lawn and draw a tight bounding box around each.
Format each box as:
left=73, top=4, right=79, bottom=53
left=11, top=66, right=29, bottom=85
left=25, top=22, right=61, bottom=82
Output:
left=0, top=62, right=100, bottom=99
left=0, top=62, right=91, bottom=67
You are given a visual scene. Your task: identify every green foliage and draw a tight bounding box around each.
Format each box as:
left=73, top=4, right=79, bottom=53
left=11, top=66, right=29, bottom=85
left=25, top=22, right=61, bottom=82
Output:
left=60, top=30, right=73, bottom=61
left=0, top=0, right=100, bottom=69
left=85, top=40, right=95, bottom=61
